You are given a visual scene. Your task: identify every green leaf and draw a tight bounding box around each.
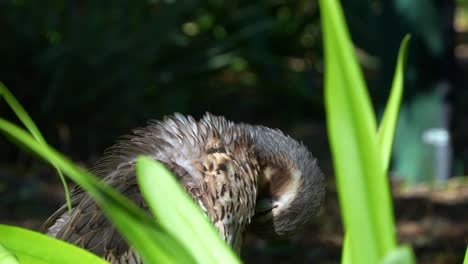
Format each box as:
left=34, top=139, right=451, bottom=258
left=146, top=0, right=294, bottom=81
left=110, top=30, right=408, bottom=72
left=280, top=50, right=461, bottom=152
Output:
left=379, top=245, right=415, bottom=264
left=0, top=82, right=72, bottom=211
left=0, top=83, right=46, bottom=145
left=0, top=225, right=106, bottom=264
left=0, top=243, right=19, bottom=264
left=0, top=119, right=193, bottom=263
left=136, top=157, right=241, bottom=264
left=339, top=35, right=412, bottom=264
left=378, top=35, right=411, bottom=172
left=320, top=0, right=400, bottom=262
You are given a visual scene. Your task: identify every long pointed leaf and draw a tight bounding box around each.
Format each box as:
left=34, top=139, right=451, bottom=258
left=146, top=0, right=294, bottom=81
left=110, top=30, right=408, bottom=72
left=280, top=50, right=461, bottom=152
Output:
left=339, top=35, right=411, bottom=264
left=320, top=0, right=399, bottom=262
left=322, top=17, right=380, bottom=263
left=136, top=157, right=241, bottom=264
left=0, top=225, right=107, bottom=264
left=0, top=118, right=193, bottom=263
left=378, top=35, right=411, bottom=172
left=0, top=82, right=72, bottom=211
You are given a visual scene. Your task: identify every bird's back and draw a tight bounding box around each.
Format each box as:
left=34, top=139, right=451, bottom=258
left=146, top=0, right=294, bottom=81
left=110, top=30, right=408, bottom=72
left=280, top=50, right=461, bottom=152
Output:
left=43, top=113, right=259, bottom=262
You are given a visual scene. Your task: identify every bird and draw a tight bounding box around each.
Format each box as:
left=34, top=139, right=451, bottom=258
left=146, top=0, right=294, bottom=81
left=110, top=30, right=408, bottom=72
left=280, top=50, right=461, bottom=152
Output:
left=43, top=113, right=325, bottom=263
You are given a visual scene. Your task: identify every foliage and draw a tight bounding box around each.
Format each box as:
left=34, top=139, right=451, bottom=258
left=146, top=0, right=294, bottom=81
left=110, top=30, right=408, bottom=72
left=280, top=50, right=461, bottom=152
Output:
left=0, top=244, right=18, bottom=264
left=0, top=0, right=323, bottom=160
left=0, top=84, right=238, bottom=263
left=0, top=0, right=464, bottom=263
left=137, top=157, right=240, bottom=263
left=0, top=82, right=72, bottom=210
left=319, top=0, right=414, bottom=263
left=0, top=225, right=106, bottom=264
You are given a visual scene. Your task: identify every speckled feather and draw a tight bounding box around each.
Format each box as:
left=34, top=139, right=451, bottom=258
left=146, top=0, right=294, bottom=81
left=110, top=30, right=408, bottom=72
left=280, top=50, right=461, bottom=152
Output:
left=43, top=113, right=324, bottom=263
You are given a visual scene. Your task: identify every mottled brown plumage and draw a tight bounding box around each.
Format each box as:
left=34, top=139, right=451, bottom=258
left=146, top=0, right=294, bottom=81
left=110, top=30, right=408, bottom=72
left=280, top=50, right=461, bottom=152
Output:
left=43, top=113, right=324, bottom=263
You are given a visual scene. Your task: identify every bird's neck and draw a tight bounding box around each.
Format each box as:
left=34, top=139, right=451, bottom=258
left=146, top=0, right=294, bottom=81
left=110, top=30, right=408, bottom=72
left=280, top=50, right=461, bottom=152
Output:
left=185, top=135, right=260, bottom=253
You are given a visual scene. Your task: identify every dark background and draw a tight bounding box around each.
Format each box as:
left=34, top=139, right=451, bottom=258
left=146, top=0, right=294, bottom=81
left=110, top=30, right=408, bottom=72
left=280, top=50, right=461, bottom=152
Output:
left=1, top=0, right=467, bottom=263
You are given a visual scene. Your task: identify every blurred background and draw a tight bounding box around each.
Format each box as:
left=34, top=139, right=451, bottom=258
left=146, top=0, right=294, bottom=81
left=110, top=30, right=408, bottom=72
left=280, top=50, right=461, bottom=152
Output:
left=0, top=0, right=467, bottom=263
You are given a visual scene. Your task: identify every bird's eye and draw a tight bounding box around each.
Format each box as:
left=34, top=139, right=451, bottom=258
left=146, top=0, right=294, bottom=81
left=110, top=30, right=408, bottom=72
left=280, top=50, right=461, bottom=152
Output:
left=254, top=198, right=278, bottom=217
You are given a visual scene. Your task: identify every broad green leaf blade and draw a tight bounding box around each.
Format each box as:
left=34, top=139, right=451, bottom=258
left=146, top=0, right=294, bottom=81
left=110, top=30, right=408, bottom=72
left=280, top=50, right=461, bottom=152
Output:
left=136, top=157, right=241, bottom=264
left=320, top=0, right=381, bottom=260
left=320, top=0, right=398, bottom=262
left=0, top=82, right=72, bottom=211
left=322, top=22, right=379, bottom=262
left=340, top=33, right=411, bottom=264
left=0, top=244, right=19, bottom=264
left=379, top=245, right=415, bottom=264
left=0, top=224, right=106, bottom=264
left=318, top=2, right=378, bottom=133
left=0, top=119, right=193, bottom=263
left=378, top=35, right=411, bottom=172
left=100, top=206, right=194, bottom=264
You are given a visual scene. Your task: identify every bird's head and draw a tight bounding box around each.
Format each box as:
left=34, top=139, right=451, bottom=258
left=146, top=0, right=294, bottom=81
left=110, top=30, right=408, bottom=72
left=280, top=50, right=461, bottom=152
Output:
left=245, top=125, right=325, bottom=239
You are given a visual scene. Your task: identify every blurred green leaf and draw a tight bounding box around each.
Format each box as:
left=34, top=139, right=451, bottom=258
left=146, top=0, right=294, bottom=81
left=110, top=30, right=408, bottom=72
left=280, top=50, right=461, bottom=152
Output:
left=0, top=225, right=105, bottom=264
left=378, top=35, right=411, bottom=173
left=320, top=0, right=408, bottom=263
left=0, top=82, right=72, bottom=211
left=379, top=245, right=416, bottom=264
left=0, top=244, right=18, bottom=264
left=321, top=0, right=387, bottom=261
left=136, top=157, right=241, bottom=264
left=0, top=118, right=193, bottom=263
left=0, top=83, right=45, bottom=144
